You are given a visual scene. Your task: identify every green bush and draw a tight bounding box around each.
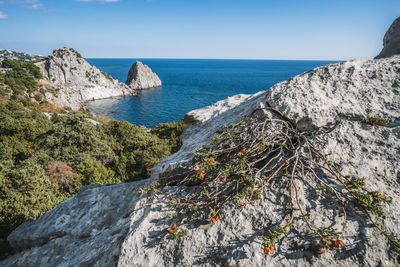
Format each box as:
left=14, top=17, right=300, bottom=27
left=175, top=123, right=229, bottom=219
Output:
left=0, top=97, right=184, bottom=260
left=4, top=69, right=39, bottom=95
left=73, top=155, right=119, bottom=191
left=103, top=120, right=171, bottom=181
left=25, top=62, right=42, bottom=79
left=2, top=59, right=21, bottom=69
left=0, top=159, right=68, bottom=239
left=151, top=120, right=185, bottom=154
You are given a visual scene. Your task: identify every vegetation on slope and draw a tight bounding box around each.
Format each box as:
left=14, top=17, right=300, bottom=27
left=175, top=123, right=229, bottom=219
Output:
left=0, top=59, right=185, bottom=259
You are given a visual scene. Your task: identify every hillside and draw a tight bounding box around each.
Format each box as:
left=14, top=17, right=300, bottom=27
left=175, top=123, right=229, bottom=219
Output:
left=0, top=49, right=45, bottom=63
left=1, top=17, right=399, bottom=267
left=0, top=58, right=184, bottom=260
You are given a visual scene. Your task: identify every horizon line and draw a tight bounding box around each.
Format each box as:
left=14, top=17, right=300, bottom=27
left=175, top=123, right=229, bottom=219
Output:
left=86, top=57, right=345, bottom=62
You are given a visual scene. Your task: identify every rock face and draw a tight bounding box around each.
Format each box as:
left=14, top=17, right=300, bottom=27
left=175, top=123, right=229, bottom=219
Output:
left=375, top=16, right=400, bottom=59
left=37, top=47, right=135, bottom=110
left=267, top=57, right=400, bottom=131
left=125, top=61, right=162, bottom=90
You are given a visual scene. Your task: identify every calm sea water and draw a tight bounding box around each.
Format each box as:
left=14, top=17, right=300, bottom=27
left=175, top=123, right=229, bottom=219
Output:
left=87, top=59, right=334, bottom=128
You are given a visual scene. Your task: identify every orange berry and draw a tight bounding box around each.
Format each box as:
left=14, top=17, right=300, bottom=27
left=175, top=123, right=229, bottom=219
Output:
left=238, top=148, right=246, bottom=157
left=210, top=215, right=219, bottom=224
left=269, top=245, right=275, bottom=254
left=171, top=223, right=177, bottom=230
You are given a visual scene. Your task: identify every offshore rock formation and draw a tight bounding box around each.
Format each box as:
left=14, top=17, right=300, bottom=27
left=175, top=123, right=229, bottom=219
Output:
left=36, top=47, right=135, bottom=110
left=2, top=20, right=400, bottom=267
left=125, top=61, right=162, bottom=90
left=375, top=16, right=400, bottom=59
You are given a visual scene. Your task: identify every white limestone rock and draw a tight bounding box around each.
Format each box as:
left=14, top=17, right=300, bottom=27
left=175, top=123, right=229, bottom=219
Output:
left=267, top=56, right=400, bottom=131
left=36, top=47, right=135, bottom=110
left=125, top=61, right=162, bottom=90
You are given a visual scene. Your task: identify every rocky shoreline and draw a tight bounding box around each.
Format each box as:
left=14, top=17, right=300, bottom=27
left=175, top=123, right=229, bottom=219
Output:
left=36, top=47, right=162, bottom=111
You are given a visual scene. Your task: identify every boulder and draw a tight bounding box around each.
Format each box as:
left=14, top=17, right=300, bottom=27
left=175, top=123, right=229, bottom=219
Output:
left=375, top=16, right=400, bottom=59
left=125, top=61, right=162, bottom=90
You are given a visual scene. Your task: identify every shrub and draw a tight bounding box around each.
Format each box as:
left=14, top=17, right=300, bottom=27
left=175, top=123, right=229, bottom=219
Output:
left=25, top=62, right=42, bottom=79
left=2, top=59, right=21, bottom=69
left=151, top=120, right=185, bottom=154
left=4, top=69, right=38, bottom=95
left=0, top=159, right=68, bottom=240
left=103, top=120, right=171, bottom=181
left=73, top=155, right=119, bottom=191
left=45, top=161, right=76, bottom=193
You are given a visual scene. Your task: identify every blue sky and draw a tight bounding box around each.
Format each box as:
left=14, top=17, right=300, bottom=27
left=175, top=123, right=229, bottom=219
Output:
left=0, top=0, right=399, bottom=60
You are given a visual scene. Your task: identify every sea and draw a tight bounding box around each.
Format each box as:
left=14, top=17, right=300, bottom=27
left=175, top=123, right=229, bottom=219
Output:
left=87, top=59, right=335, bottom=128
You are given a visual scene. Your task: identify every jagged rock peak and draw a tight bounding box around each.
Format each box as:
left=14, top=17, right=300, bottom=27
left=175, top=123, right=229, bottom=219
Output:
left=125, top=61, right=162, bottom=90
left=52, top=47, right=83, bottom=59
left=375, top=16, right=400, bottom=59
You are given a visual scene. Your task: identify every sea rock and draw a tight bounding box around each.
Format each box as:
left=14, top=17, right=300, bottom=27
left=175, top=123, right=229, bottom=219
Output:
left=36, top=47, right=135, bottom=110
left=125, top=61, right=162, bottom=90
left=376, top=16, right=400, bottom=59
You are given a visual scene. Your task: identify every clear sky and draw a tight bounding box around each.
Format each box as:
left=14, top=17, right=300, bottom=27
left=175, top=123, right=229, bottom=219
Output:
left=0, top=0, right=399, bottom=60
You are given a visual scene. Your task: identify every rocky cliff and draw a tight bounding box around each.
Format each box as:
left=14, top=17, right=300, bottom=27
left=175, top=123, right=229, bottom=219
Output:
left=375, top=17, right=400, bottom=59
left=126, top=61, right=162, bottom=90
left=36, top=48, right=140, bottom=110
left=2, top=21, right=400, bottom=267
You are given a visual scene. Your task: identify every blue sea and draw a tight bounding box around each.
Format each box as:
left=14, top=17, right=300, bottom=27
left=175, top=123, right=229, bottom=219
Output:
left=87, top=59, right=334, bottom=128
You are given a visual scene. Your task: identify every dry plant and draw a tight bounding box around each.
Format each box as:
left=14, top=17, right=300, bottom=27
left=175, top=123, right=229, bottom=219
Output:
left=141, top=106, right=399, bottom=254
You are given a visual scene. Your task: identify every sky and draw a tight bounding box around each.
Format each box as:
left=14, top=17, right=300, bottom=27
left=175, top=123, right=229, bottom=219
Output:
left=0, top=0, right=399, bottom=60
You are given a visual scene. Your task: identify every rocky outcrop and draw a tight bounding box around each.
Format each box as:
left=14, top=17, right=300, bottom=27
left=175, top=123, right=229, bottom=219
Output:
left=125, top=61, right=162, bottom=90
left=267, top=57, right=400, bottom=131
left=375, top=16, right=400, bottom=58
left=37, top=47, right=135, bottom=110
